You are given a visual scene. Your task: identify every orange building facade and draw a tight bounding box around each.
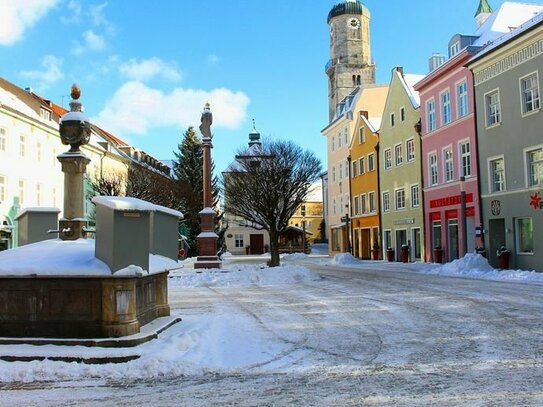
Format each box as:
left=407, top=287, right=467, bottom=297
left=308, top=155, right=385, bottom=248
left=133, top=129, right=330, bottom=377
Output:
left=349, top=112, right=382, bottom=259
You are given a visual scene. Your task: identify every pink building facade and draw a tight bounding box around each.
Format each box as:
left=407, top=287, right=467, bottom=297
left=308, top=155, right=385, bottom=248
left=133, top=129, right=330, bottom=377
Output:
left=415, top=48, right=483, bottom=263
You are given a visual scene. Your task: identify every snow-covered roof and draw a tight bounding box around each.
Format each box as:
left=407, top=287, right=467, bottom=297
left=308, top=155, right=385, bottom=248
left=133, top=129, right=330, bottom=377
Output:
left=0, top=85, right=56, bottom=128
left=473, top=1, right=543, bottom=47
left=92, top=196, right=183, bottom=218
left=470, top=7, right=543, bottom=63
left=398, top=72, right=425, bottom=108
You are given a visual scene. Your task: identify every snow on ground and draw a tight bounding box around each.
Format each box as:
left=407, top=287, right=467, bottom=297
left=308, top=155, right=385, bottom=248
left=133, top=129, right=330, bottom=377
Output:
left=328, top=252, right=543, bottom=283
left=168, top=263, right=321, bottom=287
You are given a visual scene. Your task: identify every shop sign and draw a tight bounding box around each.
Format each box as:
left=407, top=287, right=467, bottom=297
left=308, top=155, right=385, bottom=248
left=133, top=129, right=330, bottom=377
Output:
left=430, top=193, right=474, bottom=208
left=393, top=218, right=415, bottom=225
left=530, top=192, right=542, bottom=210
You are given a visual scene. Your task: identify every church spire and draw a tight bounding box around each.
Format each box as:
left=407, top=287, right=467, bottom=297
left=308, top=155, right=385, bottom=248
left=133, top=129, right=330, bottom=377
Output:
left=475, top=0, right=492, bottom=28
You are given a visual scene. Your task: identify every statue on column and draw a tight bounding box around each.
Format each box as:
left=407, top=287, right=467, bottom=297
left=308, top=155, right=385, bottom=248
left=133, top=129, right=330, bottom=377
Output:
left=199, top=103, right=213, bottom=139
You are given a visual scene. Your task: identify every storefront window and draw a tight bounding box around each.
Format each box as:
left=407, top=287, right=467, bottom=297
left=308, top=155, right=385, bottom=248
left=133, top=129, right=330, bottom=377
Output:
left=516, top=218, right=533, bottom=254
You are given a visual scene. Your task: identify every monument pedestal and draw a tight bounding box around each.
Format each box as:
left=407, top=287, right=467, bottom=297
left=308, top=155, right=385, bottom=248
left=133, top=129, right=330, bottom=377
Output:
left=194, top=208, right=221, bottom=269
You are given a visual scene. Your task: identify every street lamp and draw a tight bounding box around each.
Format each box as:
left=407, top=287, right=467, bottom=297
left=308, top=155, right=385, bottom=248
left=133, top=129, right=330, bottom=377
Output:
left=301, top=204, right=306, bottom=253
left=460, top=176, right=468, bottom=256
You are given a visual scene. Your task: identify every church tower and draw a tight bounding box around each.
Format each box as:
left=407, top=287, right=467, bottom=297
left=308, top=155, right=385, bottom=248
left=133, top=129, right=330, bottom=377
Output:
left=326, top=0, right=375, bottom=121
left=475, top=0, right=493, bottom=28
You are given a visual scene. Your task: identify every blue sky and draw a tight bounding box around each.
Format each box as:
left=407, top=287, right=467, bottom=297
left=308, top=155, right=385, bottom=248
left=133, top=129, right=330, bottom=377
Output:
left=0, top=0, right=511, bottom=174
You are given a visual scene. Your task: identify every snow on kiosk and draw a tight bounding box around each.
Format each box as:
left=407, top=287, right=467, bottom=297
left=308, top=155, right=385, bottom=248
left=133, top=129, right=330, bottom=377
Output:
left=0, top=85, right=182, bottom=339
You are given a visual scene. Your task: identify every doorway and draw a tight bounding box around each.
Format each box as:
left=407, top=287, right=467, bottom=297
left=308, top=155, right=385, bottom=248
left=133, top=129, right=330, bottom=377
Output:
left=395, top=229, right=407, bottom=261
left=488, top=218, right=506, bottom=268
left=250, top=234, right=264, bottom=255
left=448, top=219, right=459, bottom=261
left=353, top=229, right=360, bottom=258
left=361, top=228, right=371, bottom=259
left=411, top=228, right=421, bottom=260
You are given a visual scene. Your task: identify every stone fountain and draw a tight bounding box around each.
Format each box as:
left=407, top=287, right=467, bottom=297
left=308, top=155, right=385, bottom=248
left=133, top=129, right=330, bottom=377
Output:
left=0, top=85, right=181, bottom=340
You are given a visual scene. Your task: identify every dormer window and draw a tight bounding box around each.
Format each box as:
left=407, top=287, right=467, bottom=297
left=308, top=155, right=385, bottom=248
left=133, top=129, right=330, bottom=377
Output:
left=450, top=41, right=460, bottom=57
left=40, top=108, right=51, bottom=121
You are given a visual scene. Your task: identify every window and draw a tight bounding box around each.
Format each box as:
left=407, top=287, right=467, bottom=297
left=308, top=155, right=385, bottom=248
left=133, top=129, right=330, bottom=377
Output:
left=333, top=198, right=336, bottom=216
left=400, top=107, right=405, bottom=122
left=352, top=160, right=358, bottom=177
left=427, top=99, right=436, bottom=132
left=395, top=144, right=403, bottom=166
left=527, top=147, right=543, bottom=187
left=338, top=132, right=342, bottom=148
left=520, top=72, right=540, bottom=115
left=359, top=127, right=365, bottom=144
left=411, top=184, right=420, bottom=208
left=235, top=234, right=244, bottom=248
left=457, top=81, right=468, bottom=117
left=360, top=157, right=365, bottom=174
left=37, top=140, right=42, bottom=162
left=369, top=191, right=376, bottom=213
left=18, top=179, right=25, bottom=205
left=339, top=162, right=343, bottom=180
left=361, top=194, right=367, bottom=214
left=36, top=183, right=42, bottom=206
left=460, top=141, right=471, bottom=177
left=344, top=128, right=348, bottom=146
left=331, top=136, right=335, bottom=151
left=0, top=175, right=6, bottom=202
left=345, top=160, right=350, bottom=178
left=429, top=153, right=438, bottom=186
left=485, top=89, right=501, bottom=126
left=406, top=138, right=415, bottom=162
left=490, top=157, right=505, bottom=192
left=450, top=41, right=460, bottom=57
left=368, top=153, right=375, bottom=171
left=516, top=218, right=533, bottom=254
left=0, top=128, right=6, bottom=151
left=395, top=188, right=406, bottom=210
left=390, top=113, right=395, bottom=127
left=40, top=108, right=51, bottom=121
left=332, top=166, right=336, bottom=183
left=354, top=196, right=360, bottom=215
left=19, top=134, right=26, bottom=157
left=432, top=221, right=442, bottom=249
left=444, top=148, right=453, bottom=182
left=384, top=149, right=392, bottom=170
left=441, top=90, right=451, bottom=125
left=382, top=191, right=390, bottom=212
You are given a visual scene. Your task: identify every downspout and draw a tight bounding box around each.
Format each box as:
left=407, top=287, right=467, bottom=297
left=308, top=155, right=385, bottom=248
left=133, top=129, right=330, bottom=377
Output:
left=375, top=138, right=382, bottom=254
left=414, top=118, right=426, bottom=261
left=347, top=155, right=353, bottom=254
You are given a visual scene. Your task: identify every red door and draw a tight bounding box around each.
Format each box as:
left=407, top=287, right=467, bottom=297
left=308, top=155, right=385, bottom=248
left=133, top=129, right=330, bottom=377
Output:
left=250, top=234, right=264, bottom=255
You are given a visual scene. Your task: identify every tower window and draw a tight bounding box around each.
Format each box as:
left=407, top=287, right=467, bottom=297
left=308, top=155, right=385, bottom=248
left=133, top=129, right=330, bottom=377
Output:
left=357, top=75, right=361, bottom=85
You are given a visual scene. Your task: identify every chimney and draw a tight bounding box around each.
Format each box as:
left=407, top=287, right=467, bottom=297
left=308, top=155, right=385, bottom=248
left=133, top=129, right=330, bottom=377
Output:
left=395, top=67, right=404, bottom=76
left=428, top=53, right=446, bottom=72
left=359, top=110, right=369, bottom=119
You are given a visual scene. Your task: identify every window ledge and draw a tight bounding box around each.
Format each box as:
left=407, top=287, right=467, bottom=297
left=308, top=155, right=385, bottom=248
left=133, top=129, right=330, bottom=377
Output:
left=521, top=108, right=541, bottom=118
left=485, top=122, right=501, bottom=130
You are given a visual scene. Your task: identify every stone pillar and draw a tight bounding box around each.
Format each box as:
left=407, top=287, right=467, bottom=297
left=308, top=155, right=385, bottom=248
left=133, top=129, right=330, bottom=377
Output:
left=58, top=84, right=92, bottom=241
left=194, top=104, right=221, bottom=269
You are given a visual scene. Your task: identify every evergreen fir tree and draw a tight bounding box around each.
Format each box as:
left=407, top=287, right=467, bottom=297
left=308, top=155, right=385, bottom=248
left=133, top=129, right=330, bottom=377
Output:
left=173, top=127, right=226, bottom=257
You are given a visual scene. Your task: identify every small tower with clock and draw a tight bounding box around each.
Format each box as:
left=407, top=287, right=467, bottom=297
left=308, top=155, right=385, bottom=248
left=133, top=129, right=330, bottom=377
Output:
left=326, top=0, right=375, bottom=121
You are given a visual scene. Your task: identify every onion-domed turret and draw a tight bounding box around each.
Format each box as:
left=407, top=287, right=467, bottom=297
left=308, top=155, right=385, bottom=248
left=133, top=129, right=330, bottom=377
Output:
left=327, top=0, right=370, bottom=23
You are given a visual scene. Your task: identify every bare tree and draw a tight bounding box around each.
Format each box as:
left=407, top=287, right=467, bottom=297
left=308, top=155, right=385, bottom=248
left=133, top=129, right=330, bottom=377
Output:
left=89, top=171, right=126, bottom=196
left=222, top=140, right=322, bottom=267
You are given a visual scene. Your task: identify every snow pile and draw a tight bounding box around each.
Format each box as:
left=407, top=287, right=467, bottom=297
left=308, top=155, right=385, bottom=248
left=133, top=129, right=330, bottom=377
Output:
left=331, top=252, right=361, bottom=265
left=169, top=264, right=321, bottom=287
left=430, top=253, right=543, bottom=282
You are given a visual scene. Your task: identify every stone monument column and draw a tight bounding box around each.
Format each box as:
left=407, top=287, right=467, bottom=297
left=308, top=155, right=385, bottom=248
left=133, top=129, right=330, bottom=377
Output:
left=57, top=84, right=91, bottom=240
left=194, top=103, right=221, bottom=269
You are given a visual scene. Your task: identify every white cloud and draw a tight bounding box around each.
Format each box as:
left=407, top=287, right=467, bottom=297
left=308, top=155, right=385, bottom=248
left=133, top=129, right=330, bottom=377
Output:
left=0, top=0, right=60, bottom=46
left=60, top=0, right=82, bottom=24
left=207, top=54, right=220, bottom=65
left=19, top=55, right=63, bottom=90
left=93, top=81, right=250, bottom=136
left=119, top=58, right=182, bottom=82
left=72, top=29, right=106, bottom=54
